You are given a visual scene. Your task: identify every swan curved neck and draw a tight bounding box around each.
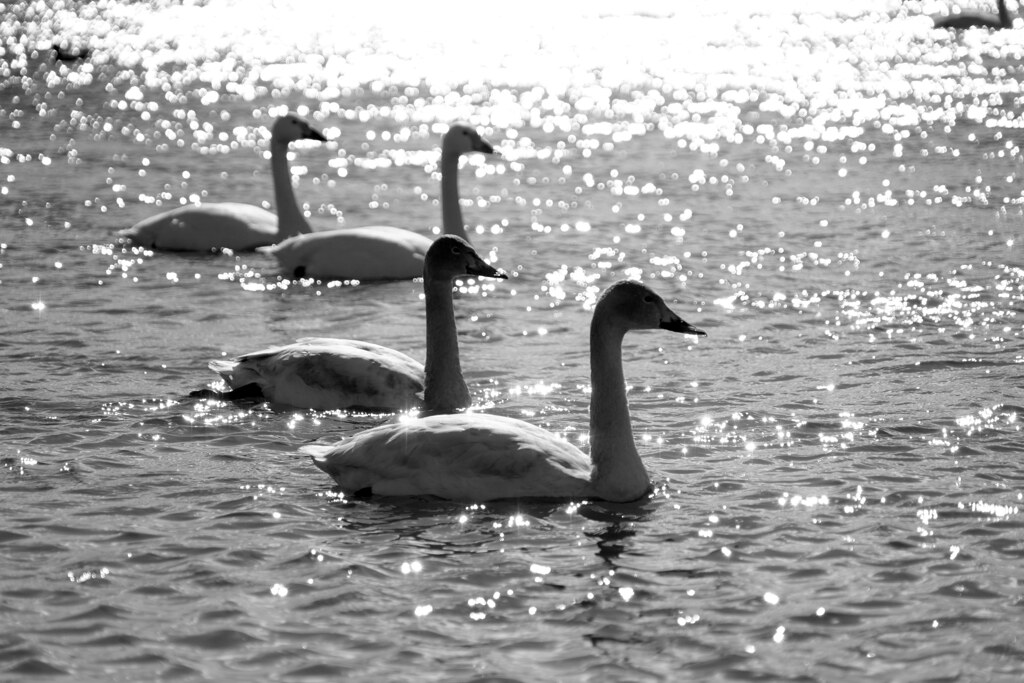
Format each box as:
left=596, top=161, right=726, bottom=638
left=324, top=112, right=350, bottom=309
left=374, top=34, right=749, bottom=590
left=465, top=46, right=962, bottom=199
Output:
left=588, top=318, right=650, bottom=501
left=270, top=139, right=312, bottom=239
left=998, top=0, right=1010, bottom=27
left=440, top=150, right=469, bottom=240
left=422, top=277, right=470, bottom=413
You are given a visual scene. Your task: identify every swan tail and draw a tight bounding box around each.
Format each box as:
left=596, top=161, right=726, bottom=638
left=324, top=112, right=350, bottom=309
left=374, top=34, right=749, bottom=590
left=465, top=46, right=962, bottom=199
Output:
left=189, top=383, right=266, bottom=402
left=117, top=226, right=152, bottom=247
left=302, top=444, right=337, bottom=468
left=208, top=359, right=238, bottom=374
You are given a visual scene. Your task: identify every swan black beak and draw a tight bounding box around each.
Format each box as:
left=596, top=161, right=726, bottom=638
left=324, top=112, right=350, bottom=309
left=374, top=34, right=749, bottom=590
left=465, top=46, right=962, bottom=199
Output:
left=307, top=128, right=328, bottom=143
left=661, top=317, right=706, bottom=337
left=480, top=140, right=496, bottom=155
left=467, top=261, right=507, bottom=280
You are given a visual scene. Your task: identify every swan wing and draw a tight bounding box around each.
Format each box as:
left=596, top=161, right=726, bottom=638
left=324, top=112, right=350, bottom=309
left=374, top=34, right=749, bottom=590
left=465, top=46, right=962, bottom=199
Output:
left=307, top=413, right=592, bottom=500
left=214, top=338, right=424, bottom=411
left=120, top=203, right=279, bottom=251
left=263, top=227, right=433, bottom=280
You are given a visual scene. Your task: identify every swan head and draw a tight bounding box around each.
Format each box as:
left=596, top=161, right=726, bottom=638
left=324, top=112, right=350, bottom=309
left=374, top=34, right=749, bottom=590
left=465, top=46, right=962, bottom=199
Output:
left=597, top=280, right=706, bottom=337
left=425, top=235, right=507, bottom=282
left=442, top=124, right=496, bottom=157
left=271, top=113, right=328, bottom=145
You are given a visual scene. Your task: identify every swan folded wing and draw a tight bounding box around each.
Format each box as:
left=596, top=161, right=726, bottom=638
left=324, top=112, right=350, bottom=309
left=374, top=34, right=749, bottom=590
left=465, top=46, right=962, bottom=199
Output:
left=121, top=203, right=279, bottom=251
left=215, top=338, right=424, bottom=410
left=308, top=413, right=592, bottom=500
left=262, top=227, right=432, bottom=280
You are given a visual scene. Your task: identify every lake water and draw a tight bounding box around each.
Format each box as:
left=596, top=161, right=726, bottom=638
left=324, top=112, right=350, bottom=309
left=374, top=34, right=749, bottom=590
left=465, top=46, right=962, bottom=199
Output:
left=2, top=0, right=1023, bottom=680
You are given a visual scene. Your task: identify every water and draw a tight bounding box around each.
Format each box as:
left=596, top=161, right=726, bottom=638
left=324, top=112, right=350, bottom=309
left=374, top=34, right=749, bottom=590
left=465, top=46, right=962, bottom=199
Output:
left=2, top=0, right=1023, bottom=679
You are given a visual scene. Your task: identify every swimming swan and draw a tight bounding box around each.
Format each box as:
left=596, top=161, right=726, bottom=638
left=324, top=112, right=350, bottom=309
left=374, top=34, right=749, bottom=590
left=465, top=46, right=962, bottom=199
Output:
left=52, top=42, right=90, bottom=62
left=191, top=235, right=506, bottom=412
left=933, top=0, right=1012, bottom=29
left=307, top=280, right=706, bottom=502
left=118, top=113, right=326, bottom=251
left=259, top=124, right=494, bottom=280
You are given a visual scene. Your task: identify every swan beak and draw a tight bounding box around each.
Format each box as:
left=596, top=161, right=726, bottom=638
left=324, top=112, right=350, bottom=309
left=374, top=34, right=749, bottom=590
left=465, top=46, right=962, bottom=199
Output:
left=306, top=127, right=328, bottom=143
left=661, top=316, right=706, bottom=337
left=480, top=140, right=496, bottom=155
left=467, top=261, right=508, bottom=280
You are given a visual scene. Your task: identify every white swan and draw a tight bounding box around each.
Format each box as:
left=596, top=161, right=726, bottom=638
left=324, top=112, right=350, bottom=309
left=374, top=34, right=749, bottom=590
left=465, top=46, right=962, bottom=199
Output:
left=307, top=280, right=706, bottom=502
left=191, top=235, right=506, bottom=412
left=118, top=113, right=326, bottom=251
left=933, top=0, right=1012, bottom=29
left=259, top=124, right=495, bottom=280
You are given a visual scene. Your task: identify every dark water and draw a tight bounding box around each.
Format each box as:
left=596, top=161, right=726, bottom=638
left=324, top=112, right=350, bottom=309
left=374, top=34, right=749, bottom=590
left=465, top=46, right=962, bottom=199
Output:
left=2, top=1, right=1023, bottom=680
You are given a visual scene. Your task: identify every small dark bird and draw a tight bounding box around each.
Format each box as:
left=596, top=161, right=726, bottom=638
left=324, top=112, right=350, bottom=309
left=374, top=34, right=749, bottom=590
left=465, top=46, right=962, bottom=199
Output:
left=933, top=0, right=1013, bottom=29
left=52, top=42, right=90, bottom=62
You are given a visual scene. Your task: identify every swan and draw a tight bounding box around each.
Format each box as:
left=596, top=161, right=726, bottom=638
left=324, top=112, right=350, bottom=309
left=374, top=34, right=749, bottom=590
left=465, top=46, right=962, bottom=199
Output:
left=307, top=280, right=707, bottom=502
left=933, top=0, right=1012, bottom=29
left=118, top=113, right=326, bottom=252
left=52, top=42, right=90, bottom=62
left=191, top=235, right=506, bottom=412
left=259, top=124, right=495, bottom=280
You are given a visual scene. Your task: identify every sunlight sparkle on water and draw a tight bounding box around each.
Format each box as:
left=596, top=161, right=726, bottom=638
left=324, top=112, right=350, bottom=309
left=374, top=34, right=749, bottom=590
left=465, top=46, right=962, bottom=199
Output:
left=779, top=492, right=830, bottom=508
left=966, top=501, right=1020, bottom=519
left=5, top=2, right=1024, bottom=677
left=401, top=560, right=424, bottom=575
left=68, top=568, right=110, bottom=584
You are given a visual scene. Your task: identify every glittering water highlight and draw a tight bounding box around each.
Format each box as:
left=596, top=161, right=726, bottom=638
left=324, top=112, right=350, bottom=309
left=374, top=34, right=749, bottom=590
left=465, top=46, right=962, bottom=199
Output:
left=2, top=0, right=1024, bottom=680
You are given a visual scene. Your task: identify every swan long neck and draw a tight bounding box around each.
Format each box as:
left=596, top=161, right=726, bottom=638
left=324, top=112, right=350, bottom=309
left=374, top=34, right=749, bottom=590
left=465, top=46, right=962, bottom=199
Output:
left=270, top=139, right=312, bottom=239
left=998, top=0, right=1010, bottom=28
left=588, top=317, right=650, bottom=501
left=440, top=150, right=469, bottom=240
left=422, top=277, right=470, bottom=414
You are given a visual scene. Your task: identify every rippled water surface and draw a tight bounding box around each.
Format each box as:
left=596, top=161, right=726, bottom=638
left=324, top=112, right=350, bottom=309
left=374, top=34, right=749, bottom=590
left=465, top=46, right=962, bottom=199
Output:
left=2, top=1, right=1024, bottom=680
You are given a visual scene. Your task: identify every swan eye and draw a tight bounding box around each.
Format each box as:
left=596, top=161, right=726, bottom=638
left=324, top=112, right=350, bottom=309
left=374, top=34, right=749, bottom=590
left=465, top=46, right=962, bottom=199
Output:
left=643, top=294, right=654, bottom=303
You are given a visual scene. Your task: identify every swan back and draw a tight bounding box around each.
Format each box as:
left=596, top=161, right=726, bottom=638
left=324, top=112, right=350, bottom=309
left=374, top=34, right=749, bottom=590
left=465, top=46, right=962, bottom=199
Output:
left=210, top=337, right=425, bottom=411
left=307, top=413, right=591, bottom=500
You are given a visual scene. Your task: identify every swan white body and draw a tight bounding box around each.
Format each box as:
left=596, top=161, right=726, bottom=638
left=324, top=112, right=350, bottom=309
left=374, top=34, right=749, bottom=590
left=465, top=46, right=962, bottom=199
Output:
left=933, top=0, right=1011, bottom=28
left=194, top=235, right=506, bottom=412
left=261, top=124, right=494, bottom=280
left=261, top=226, right=432, bottom=281
left=207, top=338, right=425, bottom=412
left=119, top=113, right=325, bottom=251
left=308, top=280, right=707, bottom=502
left=308, top=412, right=593, bottom=498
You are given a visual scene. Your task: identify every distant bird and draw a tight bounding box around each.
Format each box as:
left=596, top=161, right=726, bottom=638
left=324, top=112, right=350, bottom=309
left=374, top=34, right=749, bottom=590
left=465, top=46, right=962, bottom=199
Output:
left=191, top=235, right=506, bottom=413
left=119, top=113, right=325, bottom=252
left=52, top=42, right=90, bottom=62
left=933, top=0, right=1013, bottom=29
left=259, top=124, right=495, bottom=281
left=307, top=280, right=707, bottom=503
